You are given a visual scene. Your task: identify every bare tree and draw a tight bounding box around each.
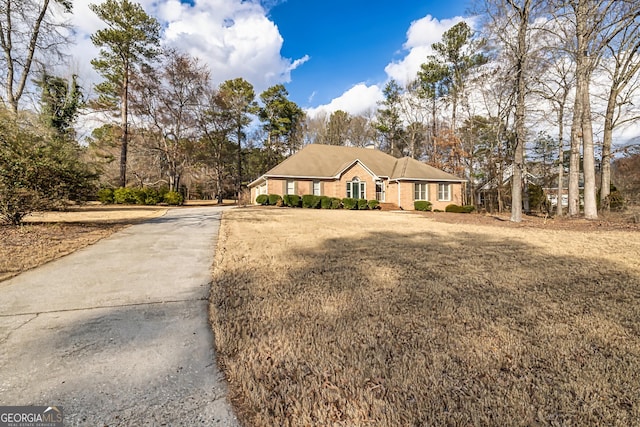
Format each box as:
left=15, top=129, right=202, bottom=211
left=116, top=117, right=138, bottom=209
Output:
left=531, top=39, right=575, bottom=216
left=556, top=0, right=640, bottom=218
left=481, top=0, right=545, bottom=222
left=130, top=50, right=209, bottom=192
left=597, top=5, right=640, bottom=209
left=0, top=0, right=72, bottom=113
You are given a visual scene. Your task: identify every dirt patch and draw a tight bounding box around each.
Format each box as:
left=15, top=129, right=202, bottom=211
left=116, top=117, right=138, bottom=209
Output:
left=1, top=205, right=167, bottom=282
left=210, top=208, right=640, bottom=426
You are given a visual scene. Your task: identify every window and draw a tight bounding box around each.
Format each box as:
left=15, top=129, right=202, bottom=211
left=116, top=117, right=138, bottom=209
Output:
left=376, top=180, right=385, bottom=202
left=346, top=177, right=365, bottom=199
left=313, top=181, right=321, bottom=196
left=414, top=183, right=428, bottom=201
left=286, top=180, right=295, bottom=195
left=438, top=183, right=451, bottom=201
left=259, top=183, right=267, bottom=195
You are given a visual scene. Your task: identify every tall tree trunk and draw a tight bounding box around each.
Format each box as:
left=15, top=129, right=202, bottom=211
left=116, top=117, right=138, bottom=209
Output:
left=556, top=115, right=565, bottom=217
left=237, top=124, right=242, bottom=201
left=600, top=88, right=617, bottom=210
left=569, top=69, right=584, bottom=216
left=578, top=37, right=598, bottom=218
left=581, top=86, right=598, bottom=219
left=120, top=64, right=129, bottom=188
left=510, top=0, right=530, bottom=223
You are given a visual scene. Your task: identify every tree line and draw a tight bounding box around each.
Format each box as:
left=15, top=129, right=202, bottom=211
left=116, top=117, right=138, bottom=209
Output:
left=1, top=0, right=639, bottom=224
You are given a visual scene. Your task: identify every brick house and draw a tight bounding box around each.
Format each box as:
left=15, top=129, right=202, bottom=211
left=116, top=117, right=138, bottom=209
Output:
left=248, top=144, right=466, bottom=210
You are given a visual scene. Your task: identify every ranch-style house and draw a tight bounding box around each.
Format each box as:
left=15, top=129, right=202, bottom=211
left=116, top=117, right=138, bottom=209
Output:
left=249, top=144, right=466, bottom=211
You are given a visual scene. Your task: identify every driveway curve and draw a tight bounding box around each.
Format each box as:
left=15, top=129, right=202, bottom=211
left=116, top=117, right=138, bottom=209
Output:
left=0, top=207, right=238, bottom=426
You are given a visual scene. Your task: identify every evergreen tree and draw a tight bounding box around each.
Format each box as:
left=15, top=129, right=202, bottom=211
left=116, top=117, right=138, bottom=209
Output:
left=89, top=0, right=161, bottom=187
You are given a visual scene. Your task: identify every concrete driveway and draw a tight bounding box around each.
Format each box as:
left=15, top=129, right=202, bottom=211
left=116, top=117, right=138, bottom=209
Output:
left=0, top=207, right=239, bottom=426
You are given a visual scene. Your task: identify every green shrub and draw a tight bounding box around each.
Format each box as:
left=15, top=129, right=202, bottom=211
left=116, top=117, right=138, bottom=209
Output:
left=302, top=194, right=320, bottom=208
left=283, top=194, right=300, bottom=207
left=434, top=209, right=443, bottom=212
left=357, top=198, right=369, bottom=210
left=163, top=191, right=183, bottom=205
left=342, top=198, right=357, bottom=210
left=320, top=196, right=332, bottom=209
left=445, top=204, right=475, bottom=213
left=141, top=188, right=160, bottom=205
left=331, top=198, right=342, bottom=209
left=268, top=194, right=282, bottom=206
left=113, top=187, right=137, bottom=204
left=256, top=194, right=269, bottom=205
left=414, top=200, right=432, bottom=211
left=368, top=200, right=380, bottom=210
left=97, top=188, right=114, bottom=204
left=158, top=185, right=169, bottom=200
left=133, top=188, right=146, bottom=205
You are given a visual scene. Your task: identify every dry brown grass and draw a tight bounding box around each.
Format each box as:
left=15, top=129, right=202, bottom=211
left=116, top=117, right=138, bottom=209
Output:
left=0, top=205, right=166, bottom=282
left=210, top=208, right=640, bottom=426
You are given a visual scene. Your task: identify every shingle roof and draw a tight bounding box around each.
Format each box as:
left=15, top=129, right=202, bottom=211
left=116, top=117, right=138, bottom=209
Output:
left=250, top=144, right=464, bottom=185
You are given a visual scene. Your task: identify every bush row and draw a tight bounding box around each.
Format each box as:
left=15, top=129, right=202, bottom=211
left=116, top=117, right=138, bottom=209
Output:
left=98, top=187, right=184, bottom=206
left=256, top=194, right=380, bottom=210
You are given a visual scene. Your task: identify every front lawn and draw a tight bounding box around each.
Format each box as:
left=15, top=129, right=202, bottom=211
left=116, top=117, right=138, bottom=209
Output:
left=210, top=208, right=640, bottom=426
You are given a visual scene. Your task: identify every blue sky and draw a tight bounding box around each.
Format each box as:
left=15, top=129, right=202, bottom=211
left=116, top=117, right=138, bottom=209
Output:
left=72, top=0, right=471, bottom=117
left=267, top=0, right=470, bottom=109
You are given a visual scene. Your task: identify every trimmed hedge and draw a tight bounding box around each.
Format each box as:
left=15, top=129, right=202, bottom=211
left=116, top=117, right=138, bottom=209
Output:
left=320, top=196, right=332, bottom=209
left=258, top=194, right=378, bottom=211
left=268, top=194, right=283, bottom=206
left=302, top=194, right=321, bottom=209
left=256, top=194, right=269, bottom=205
left=445, top=204, right=475, bottom=213
left=342, top=198, right=357, bottom=210
left=283, top=194, right=300, bottom=207
left=414, top=200, right=433, bottom=211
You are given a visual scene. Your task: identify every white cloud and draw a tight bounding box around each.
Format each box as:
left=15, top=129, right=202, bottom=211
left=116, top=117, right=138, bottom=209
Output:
left=385, top=15, right=471, bottom=87
left=305, top=14, right=473, bottom=118
left=67, top=0, right=307, bottom=95
left=306, top=83, right=384, bottom=119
